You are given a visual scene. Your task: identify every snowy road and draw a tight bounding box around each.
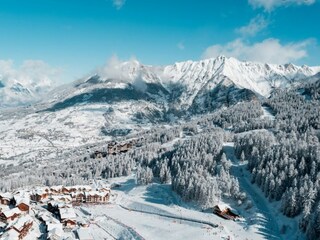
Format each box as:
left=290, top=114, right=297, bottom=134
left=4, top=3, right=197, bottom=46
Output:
left=223, top=142, right=282, bottom=240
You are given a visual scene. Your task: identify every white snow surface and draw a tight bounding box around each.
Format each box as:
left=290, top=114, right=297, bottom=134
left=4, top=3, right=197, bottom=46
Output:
left=76, top=174, right=287, bottom=240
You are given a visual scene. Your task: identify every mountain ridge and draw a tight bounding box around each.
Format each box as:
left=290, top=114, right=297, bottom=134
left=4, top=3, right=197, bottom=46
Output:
left=1, top=56, right=320, bottom=110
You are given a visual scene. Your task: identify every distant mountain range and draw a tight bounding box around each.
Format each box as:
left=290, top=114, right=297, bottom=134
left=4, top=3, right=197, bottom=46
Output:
left=1, top=56, right=320, bottom=113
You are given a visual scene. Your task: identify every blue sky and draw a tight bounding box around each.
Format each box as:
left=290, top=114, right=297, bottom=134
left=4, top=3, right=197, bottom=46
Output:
left=0, top=0, right=319, bottom=84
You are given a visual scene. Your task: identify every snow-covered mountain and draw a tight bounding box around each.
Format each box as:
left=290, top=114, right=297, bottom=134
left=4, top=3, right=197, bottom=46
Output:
left=1, top=56, right=319, bottom=110
left=162, top=56, right=319, bottom=106
left=39, top=56, right=320, bottom=114
left=0, top=77, right=53, bottom=108
left=1, top=56, right=319, bottom=165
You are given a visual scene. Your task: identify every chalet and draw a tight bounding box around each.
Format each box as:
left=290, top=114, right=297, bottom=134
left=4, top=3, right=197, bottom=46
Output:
left=99, top=187, right=111, bottom=193
left=59, top=208, right=77, bottom=228
left=84, top=191, right=109, bottom=204
left=107, top=141, right=133, bottom=155
left=76, top=185, right=92, bottom=192
left=37, top=212, right=60, bottom=225
left=66, top=186, right=77, bottom=193
left=0, top=208, right=21, bottom=222
left=73, top=192, right=85, bottom=203
left=123, top=142, right=133, bottom=152
left=14, top=196, right=31, bottom=212
left=51, top=195, right=72, bottom=204
left=10, top=215, right=33, bottom=239
left=0, top=193, right=13, bottom=205
left=30, top=190, right=49, bottom=202
left=50, top=186, right=63, bottom=195
left=62, top=187, right=70, bottom=194
left=213, top=205, right=240, bottom=221
left=48, top=201, right=71, bottom=215
left=17, top=202, right=30, bottom=212
left=42, top=215, right=64, bottom=239
left=94, top=150, right=103, bottom=158
left=62, top=218, right=77, bottom=228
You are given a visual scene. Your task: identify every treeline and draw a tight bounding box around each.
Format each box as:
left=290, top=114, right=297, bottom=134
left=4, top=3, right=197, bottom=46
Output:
left=137, top=128, right=246, bottom=207
left=235, top=88, right=320, bottom=240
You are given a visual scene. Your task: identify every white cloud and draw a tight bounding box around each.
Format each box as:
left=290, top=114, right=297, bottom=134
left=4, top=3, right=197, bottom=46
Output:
left=177, top=42, right=185, bottom=50
left=112, top=0, right=126, bottom=9
left=0, top=59, right=62, bottom=89
left=98, top=55, right=149, bottom=91
left=98, top=55, right=133, bottom=81
left=202, top=38, right=313, bottom=64
left=236, top=15, right=269, bottom=37
left=248, top=0, right=315, bottom=11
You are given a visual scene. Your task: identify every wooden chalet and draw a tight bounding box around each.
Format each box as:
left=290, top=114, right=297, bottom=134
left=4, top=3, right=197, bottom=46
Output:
left=213, top=205, right=240, bottom=221
left=50, top=186, right=63, bottom=194
left=62, top=187, right=71, bottom=194
left=17, top=202, right=30, bottom=212
left=0, top=193, right=13, bottom=205
left=62, top=218, right=77, bottom=228
left=30, top=191, right=49, bottom=202
left=0, top=208, right=21, bottom=222
left=14, top=195, right=31, bottom=213
left=59, top=208, right=77, bottom=228
left=85, top=191, right=109, bottom=203
left=107, top=141, right=133, bottom=155
left=74, top=192, right=85, bottom=203
left=11, top=215, right=33, bottom=239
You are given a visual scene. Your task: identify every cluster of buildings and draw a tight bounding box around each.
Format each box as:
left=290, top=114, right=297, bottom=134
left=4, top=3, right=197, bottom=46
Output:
left=0, top=185, right=111, bottom=239
left=91, top=139, right=138, bottom=158
left=0, top=192, right=40, bottom=240
left=30, top=185, right=110, bottom=205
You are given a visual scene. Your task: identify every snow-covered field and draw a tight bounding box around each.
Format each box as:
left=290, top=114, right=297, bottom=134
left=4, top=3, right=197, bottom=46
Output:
left=73, top=174, right=284, bottom=240
left=0, top=102, right=158, bottom=165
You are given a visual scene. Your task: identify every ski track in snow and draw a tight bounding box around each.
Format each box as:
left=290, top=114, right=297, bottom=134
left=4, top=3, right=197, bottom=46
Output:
left=223, top=142, right=282, bottom=240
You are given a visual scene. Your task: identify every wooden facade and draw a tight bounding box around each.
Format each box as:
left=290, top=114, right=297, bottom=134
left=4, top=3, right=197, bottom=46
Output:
left=213, top=205, right=240, bottom=221
left=0, top=194, right=12, bottom=205
left=30, top=192, right=48, bottom=202
left=12, top=221, right=33, bottom=240
left=0, top=212, right=21, bottom=223
left=62, top=219, right=77, bottom=228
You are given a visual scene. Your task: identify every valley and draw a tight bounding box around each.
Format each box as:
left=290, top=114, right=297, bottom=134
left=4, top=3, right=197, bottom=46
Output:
left=1, top=57, right=320, bottom=240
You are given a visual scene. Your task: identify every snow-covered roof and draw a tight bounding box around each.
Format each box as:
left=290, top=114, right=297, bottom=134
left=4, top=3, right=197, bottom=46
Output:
left=15, top=196, right=30, bottom=206
left=48, top=200, right=72, bottom=209
left=51, top=195, right=72, bottom=202
left=0, top=192, right=13, bottom=200
left=0, top=205, right=10, bottom=212
left=0, top=221, right=7, bottom=228
left=66, top=185, right=92, bottom=191
left=48, top=225, right=64, bottom=239
left=0, top=228, right=19, bottom=240
left=59, top=208, right=76, bottom=220
left=100, top=187, right=111, bottom=192
left=50, top=185, right=63, bottom=191
left=85, top=191, right=107, bottom=197
left=38, top=212, right=60, bottom=224
left=77, top=228, right=93, bottom=240
left=11, top=215, right=33, bottom=232
left=1, top=208, right=21, bottom=218
left=23, top=231, right=41, bottom=240
left=47, top=222, right=63, bottom=232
